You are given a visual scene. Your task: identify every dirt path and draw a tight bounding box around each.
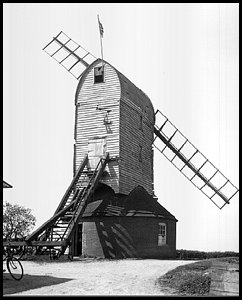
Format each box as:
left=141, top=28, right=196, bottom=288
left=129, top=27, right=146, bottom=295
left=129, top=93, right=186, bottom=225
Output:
left=3, top=258, right=197, bottom=296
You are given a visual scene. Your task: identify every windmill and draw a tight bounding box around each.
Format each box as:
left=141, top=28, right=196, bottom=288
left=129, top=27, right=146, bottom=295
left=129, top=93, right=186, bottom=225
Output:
left=8, top=31, right=238, bottom=258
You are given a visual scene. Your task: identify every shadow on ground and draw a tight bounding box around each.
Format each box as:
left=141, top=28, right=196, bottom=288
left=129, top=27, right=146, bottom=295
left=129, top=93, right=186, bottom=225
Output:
left=3, top=272, right=73, bottom=295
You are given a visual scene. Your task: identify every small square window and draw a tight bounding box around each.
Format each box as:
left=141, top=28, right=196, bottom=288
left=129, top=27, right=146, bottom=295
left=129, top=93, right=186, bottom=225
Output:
left=94, top=66, right=104, bottom=83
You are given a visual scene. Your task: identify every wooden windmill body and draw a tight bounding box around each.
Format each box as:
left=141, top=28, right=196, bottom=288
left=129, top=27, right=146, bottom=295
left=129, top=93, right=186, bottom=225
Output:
left=71, top=58, right=177, bottom=258
left=74, top=58, right=154, bottom=196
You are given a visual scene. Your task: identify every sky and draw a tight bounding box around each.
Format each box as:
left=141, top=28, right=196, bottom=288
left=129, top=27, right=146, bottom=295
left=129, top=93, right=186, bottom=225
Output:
left=3, top=3, right=239, bottom=252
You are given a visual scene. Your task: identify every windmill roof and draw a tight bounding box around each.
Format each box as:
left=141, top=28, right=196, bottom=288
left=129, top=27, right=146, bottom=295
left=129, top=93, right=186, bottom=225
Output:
left=78, top=58, right=155, bottom=123
left=114, top=65, right=155, bottom=122
left=82, top=185, right=177, bottom=221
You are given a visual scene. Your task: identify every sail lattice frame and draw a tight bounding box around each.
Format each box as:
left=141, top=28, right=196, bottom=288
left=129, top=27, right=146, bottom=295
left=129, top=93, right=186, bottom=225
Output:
left=153, top=109, right=239, bottom=209
left=42, top=31, right=97, bottom=80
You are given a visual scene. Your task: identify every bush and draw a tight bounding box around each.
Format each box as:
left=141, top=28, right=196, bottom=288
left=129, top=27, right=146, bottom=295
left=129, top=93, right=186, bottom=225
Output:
left=176, top=249, right=239, bottom=260
left=178, top=274, right=211, bottom=295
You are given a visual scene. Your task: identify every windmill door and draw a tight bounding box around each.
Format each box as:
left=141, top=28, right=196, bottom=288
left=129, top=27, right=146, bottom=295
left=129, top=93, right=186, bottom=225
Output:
left=77, top=223, right=83, bottom=255
left=87, top=137, right=107, bottom=170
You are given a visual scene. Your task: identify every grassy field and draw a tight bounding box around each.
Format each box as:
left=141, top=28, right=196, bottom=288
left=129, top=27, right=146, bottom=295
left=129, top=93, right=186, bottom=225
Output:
left=157, top=256, right=239, bottom=296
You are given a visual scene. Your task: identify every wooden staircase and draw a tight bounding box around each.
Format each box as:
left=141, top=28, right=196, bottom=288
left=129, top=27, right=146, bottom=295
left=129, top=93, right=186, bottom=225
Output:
left=24, top=152, right=109, bottom=255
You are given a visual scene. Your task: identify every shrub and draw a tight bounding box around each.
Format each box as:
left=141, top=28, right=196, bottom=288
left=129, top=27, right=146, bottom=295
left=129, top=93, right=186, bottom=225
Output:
left=176, top=249, right=239, bottom=260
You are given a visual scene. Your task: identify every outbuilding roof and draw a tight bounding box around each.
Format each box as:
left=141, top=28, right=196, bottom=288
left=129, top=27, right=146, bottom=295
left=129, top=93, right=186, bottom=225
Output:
left=82, top=185, right=177, bottom=221
left=3, top=180, right=13, bottom=188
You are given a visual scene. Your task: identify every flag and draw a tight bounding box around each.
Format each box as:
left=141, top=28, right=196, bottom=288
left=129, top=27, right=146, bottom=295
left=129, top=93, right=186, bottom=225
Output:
left=98, top=18, right=104, bottom=38
left=97, top=15, right=104, bottom=64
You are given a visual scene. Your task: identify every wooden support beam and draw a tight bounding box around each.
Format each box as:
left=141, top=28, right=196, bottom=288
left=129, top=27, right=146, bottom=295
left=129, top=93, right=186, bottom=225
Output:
left=3, top=240, right=68, bottom=247
left=25, top=201, right=75, bottom=242
left=53, top=37, right=89, bottom=67
left=54, top=154, right=88, bottom=214
left=65, top=153, right=110, bottom=242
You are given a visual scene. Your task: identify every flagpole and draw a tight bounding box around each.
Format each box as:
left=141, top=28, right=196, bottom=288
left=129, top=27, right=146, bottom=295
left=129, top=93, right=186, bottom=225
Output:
left=97, top=14, right=104, bottom=67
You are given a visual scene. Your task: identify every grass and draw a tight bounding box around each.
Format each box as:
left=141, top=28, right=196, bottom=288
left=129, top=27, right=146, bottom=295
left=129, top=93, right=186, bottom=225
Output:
left=157, top=257, right=239, bottom=296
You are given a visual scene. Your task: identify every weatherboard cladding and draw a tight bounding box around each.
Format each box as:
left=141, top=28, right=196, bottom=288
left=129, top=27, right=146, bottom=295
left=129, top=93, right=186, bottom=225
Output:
left=74, top=60, right=120, bottom=192
left=119, top=99, right=154, bottom=195
left=74, top=58, right=155, bottom=196
left=116, top=70, right=155, bottom=123
left=114, top=63, right=155, bottom=196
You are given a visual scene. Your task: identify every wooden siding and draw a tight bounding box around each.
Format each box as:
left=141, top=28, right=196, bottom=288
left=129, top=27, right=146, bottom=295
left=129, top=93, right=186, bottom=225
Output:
left=119, top=95, right=154, bottom=196
left=74, top=61, right=121, bottom=193
left=74, top=59, right=155, bottom=196
left=116, top=68, right=155, bottom=196
left=117, top=70, right=155, bottom=123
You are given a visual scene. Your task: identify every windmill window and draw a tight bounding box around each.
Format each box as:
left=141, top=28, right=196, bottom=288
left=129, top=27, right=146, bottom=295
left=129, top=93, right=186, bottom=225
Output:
left=139, top=115, right=143, bottom=131
left=94, top=66, right=104, bottom=83
left=158, top=222, right=167, bottom=246
left=138, top=145, right=142, bottom=162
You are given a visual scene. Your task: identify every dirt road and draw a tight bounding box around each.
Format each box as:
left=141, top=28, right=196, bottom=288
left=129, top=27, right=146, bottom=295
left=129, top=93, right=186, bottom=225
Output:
left=3, top=258, right=197, bottom=296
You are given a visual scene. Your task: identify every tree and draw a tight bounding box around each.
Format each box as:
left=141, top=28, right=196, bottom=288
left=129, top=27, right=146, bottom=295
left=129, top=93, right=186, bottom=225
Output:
left=3, top=201, right=36, bottom=241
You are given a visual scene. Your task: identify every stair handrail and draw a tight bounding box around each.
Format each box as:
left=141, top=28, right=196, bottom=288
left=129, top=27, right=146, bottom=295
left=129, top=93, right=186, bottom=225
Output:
left=63, top=152, right=110, bottom=245
left=54, top=154, right=88, bottom=214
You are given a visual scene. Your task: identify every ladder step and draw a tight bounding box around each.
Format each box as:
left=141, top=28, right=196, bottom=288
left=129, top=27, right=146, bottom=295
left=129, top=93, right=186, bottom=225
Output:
left=60, top=217, right=72, bottom=221
left=30, top=152, right=110, bottom=253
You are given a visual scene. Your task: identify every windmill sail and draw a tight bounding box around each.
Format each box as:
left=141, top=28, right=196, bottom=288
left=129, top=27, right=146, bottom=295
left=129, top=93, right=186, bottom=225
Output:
left=154, top=109, right=239, bottom=209
left=42, top=31, right=97, bottom=80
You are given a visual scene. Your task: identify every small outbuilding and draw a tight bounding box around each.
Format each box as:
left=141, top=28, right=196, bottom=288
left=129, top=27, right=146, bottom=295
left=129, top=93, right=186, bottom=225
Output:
left=70, top=184, right=177, bottom=259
